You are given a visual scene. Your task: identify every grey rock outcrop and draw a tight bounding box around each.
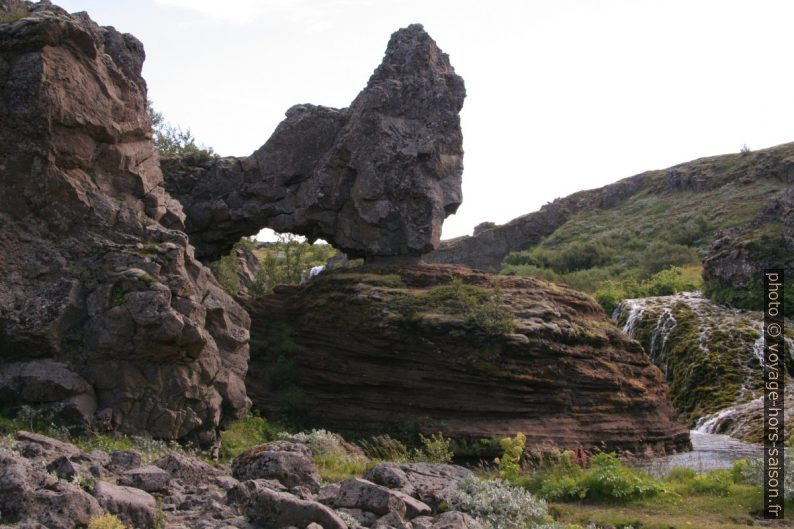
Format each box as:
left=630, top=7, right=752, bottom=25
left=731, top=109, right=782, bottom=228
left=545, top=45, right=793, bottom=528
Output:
left=231, top=441, right=322, bottom=492
left=163, top=23, right=465, bottom=262
left=93, top=481, right=158, bottom=529
left=365, top=463, right=473, bottom=509
left=0, top=2, right=250, bottom=443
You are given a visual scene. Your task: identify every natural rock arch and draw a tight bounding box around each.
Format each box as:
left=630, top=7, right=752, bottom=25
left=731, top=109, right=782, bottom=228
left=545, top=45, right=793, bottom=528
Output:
left=163, top=24, right=466, bottom=263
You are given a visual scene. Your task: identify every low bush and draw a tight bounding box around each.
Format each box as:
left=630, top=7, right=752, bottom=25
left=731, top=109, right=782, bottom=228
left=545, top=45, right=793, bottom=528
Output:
left=495, top=432, right=526, bottom=481
left=412, top=432, right=454, bottom=463
left=87, top=515, right=129, bottom=529
left=278, top=429, right=370, bottom=482
left=219, top=413, right=282, bottom=462
left=530, top=452, right=664, bottom=502
left=451, top=477, right=550, bottom=529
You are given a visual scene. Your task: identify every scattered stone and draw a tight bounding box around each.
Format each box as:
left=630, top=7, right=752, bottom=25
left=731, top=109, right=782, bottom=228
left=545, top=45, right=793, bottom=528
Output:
left=317, top=482, right=342, bottom=505
left=155, top=452, right=220, bottom=484
left=373, top=511, right=412, bottom=529
left=14, top=431, right=80, bottom=459
left=334, top=478, right=408, bottom=517
left=411, top=516, right=435, bottom=529
left=214, top=475, right=240, bottom=491
left=227, top=480, right=347, bottom=529
left=336, top=508, right=378, bottom=526
left=0, top=452, right=102, bottom=529
left=46, top=455, right=79, bottom=481
left=109, top=450, right=143, bottom=472
left=231, top=442, right=321, bottom=492
left=366, top=463, right=472, bottom=509
left=431, top=512, right=483, bottom=529
left=93, top=481, right=158, bottom=529
left=118, top=464, right=172, bottom=492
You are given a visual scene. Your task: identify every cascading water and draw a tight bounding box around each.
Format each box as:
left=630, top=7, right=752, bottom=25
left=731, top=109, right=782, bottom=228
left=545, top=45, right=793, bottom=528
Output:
left=613, top=291, right=793, bottom=441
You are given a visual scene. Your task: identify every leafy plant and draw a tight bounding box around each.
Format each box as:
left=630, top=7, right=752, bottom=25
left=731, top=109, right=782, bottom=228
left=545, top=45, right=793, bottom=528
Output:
left=412, top=432, right=454, bottom=464
left=210, top=253, right=241, bottom=295
left=495, top=432, right=526, bottom=481
left=87, top=515, right=129, bottom=529
left=147, top=100, right=215, bottom=159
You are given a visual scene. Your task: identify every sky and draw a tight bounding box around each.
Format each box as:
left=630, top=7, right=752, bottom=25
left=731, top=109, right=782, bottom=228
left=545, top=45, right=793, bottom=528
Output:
left=58, top=0, right=794, bottom=240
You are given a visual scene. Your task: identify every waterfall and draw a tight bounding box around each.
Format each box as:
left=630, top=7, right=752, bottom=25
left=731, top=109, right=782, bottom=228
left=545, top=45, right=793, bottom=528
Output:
left=648, top=307, right=677, bottom=374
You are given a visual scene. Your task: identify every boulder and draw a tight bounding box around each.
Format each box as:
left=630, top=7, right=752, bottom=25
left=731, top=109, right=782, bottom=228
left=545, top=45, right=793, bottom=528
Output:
left=163, top=24, right=465, bottom=262
left=431, top=512, right=483, bottom=529
left=334, top=478, right=408, bottom=517
left=0, top=452, right=102, bottom=529
left=155, top=452, right=220, bottom=484
left=108, top=450, right=143, bottom=472
left=367, top=463, right=472, bottom=510
left=14, top=431, right=80, bottom=459
left=93, top=481, right=158, bottom=529
left=0, top=0, right=250, bottom=444
left=227, top=480, right=347, bottom=529
left=231, top=441, right=321, bottom=492
left=45, top=455, right=79, bottom=481
left=118, top=464, right=172, bottom=492
left=245, top=265, right=689, bottom=454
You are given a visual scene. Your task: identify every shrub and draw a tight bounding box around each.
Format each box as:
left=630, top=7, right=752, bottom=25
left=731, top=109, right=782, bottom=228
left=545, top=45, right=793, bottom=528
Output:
left=147, top=100, right=214, bottom=159
left=580, top=453, right=665, bottom=501
left=741, top=450, right=794, bottom=500
left=219, top=413, right=281, bottom=461
left=667, top=466, right=697, bottom=482
left=278, top=429, right=370, bottom=482
left=210, top=254, right=240, bottom=295
left=412, top=432, right=454, bottom=464
left=451, top=477, right=550, bottom=529
left=356, top=435, right=411, bottom=463
left=87, top=515, right=129, bottom=529
left=532, top=452, right=663, bottom=502
left=495, top=432, right=526, bottom=481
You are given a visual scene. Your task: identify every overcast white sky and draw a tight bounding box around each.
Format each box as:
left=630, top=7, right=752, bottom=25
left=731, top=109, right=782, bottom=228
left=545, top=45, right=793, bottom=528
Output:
left=59, top=0, right=794, bottom=240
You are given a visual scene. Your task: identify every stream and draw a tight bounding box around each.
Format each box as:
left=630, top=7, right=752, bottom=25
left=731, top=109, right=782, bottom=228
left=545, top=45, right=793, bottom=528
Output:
left=636, top=430, right=761, bottom=476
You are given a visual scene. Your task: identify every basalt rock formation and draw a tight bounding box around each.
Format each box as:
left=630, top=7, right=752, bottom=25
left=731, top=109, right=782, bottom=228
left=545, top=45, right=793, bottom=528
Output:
left=427, top=143, right=794, bottom=272
left=703, top=184, right=794, bottom=316
left=0, top=2, right=250, bottom=444
left=243, top=265, right=690, bottom=454
left=163, top=24, right=465, bottom=262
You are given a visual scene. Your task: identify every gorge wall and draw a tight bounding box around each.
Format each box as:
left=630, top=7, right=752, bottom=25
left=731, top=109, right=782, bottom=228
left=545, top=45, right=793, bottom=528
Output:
left=0, top=1, right=250, bottom=445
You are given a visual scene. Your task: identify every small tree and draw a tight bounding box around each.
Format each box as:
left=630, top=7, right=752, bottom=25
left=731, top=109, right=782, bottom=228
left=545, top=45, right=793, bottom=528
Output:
left=495, top=432, right=526, bottom=481
left=147, top=100, right=215, bottom=159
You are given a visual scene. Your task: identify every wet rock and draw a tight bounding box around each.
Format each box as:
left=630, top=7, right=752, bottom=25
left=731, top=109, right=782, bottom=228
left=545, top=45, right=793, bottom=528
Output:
left=227, top=480, right=347, bottom=529
left=93, top=481, right=158, bottom=529
left=164, top=24, right=465, bottom=262
left=118, top=464, right=172, bottom=492
left=231, top=442, right=321, bottom=492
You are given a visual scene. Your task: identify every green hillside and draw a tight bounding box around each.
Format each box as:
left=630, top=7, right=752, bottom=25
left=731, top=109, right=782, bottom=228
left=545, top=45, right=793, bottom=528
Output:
left=499, top=144, right=792, bottom=313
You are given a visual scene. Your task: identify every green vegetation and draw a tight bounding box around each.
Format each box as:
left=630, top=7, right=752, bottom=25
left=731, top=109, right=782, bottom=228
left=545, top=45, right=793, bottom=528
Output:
left=210, top=252, right=242, bottom=295
left=594, top=265, right=703, bottom=315
left=412, top=432, right=454, bottom=463
left=249, top=234, right=338, bottom=296
left=524, top=452, right=664, bottom=502
left=87, top=514, right=129, bottom=529
left=0, top=8, right=28, bottom=24
left=415, top=278, right=515, bottom=334
left=147, top=100, right=215, bottom=159
left=500, top=171, right=788, bottom=312
left=495, top=432, right=526, bottom=480
left=218, top=412, right=283, bottom=462
left=450, top=477, right=551, bottom=529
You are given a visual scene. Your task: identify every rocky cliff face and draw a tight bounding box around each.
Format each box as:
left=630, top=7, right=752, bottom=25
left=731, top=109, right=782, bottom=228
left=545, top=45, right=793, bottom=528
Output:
left=243, top=265, right=689, bottom=454
left=428, top=144, right=794, bottom=272
left=613, top=292, right=794, bottom=440
left=163, top=24, right=465, bottom=262
left=703, top=185, right=794, bottom=316
left=0, top=2, right=250, bottom=444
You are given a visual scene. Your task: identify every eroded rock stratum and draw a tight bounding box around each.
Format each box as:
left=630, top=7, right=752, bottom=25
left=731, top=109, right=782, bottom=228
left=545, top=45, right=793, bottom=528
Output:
left=163, top=23, right=465, bottom=262
left=0, top=1, right=250, bottom=444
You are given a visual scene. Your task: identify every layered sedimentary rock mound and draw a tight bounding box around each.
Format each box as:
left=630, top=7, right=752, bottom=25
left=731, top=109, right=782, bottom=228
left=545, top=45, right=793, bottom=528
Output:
left=613, top=292, right=794, bottom=441
left=0, top=2, right=249, bottom=444
left=244, top=265, right=689, bottom=453
left=164, top=24, right=465, bottom=262
left=428, top=143, right=794, bottom=271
